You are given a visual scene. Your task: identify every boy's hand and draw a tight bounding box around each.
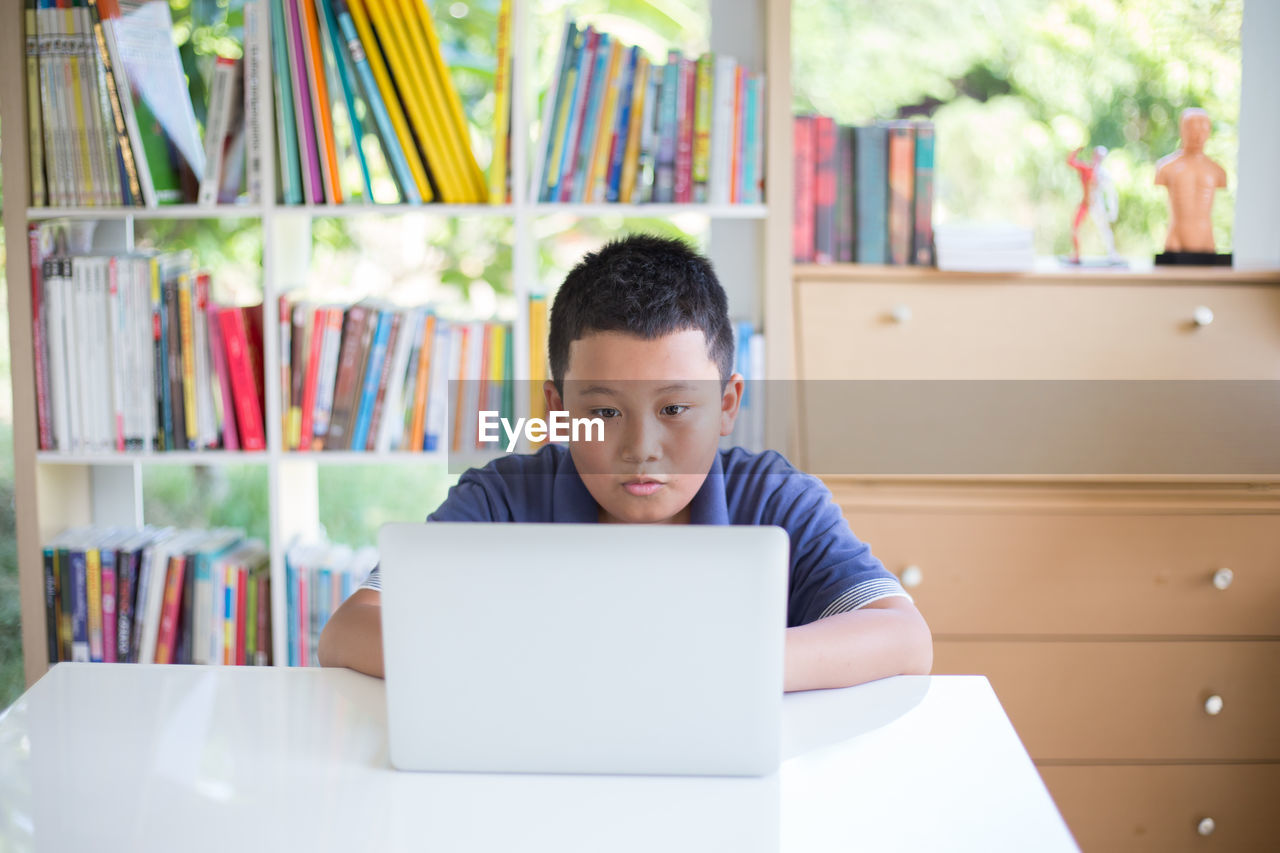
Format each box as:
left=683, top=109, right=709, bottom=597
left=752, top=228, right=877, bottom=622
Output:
left=317, top=588, right=385, bottom=678
left=784, top=596, right=933, bottom=692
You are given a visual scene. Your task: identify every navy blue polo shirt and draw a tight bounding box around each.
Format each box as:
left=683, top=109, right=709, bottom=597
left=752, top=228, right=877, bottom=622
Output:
left=359, top=444, right=912, bottom=627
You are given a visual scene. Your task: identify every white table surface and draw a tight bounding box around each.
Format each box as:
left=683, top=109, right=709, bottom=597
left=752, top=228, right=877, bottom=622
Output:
left=0, top=664, right=1078, bottom=852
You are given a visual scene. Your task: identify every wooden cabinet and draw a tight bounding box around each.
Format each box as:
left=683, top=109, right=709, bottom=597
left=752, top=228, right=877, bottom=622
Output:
left=1039, top=764, right=1280, bottom=852
left=800, top=267, right=1280, bottom=851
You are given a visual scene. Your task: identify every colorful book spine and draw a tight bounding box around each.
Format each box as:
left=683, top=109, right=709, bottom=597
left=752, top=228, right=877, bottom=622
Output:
left=489, top=0, right=512, bottom=204
left=654, top=54, right=679, bottom=203
left=101, top=543, right=117, bottom=663
left=70, top=547, right=89, bottom=662
left=86, top=545, right=103, bottom=662
left=812, top=116, right=837, bottom=264
left=835, top=125, right=856, bottom=263
left=283, top=0, right=323, bottom=202
left=692, top=53, right=713, bottom=203
left=913, top=121, right=936, bottom=266
left=854, top=124, right=889, bottom=265
left=793, top=116, right=815, bottom=263
left=886, top=121, right=916, bottom=266
left=269, top=0, right=303, bottom=204
left=219, top=307, right=266, bottom=451
left=333, top=0, right=423, bottom=203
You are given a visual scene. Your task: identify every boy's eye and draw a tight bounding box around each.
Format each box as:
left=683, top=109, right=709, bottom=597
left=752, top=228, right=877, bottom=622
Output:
left=589, top=407, right=621, bottom=419
left=661, top=405, right=690, bottom=417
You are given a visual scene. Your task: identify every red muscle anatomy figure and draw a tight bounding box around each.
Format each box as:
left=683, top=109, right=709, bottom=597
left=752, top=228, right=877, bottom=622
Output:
left=1066, top=145, right=1119, bottom=264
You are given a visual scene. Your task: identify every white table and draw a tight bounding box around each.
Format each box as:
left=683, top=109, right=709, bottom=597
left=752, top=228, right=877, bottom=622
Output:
left=0, top=664, right=1078, bottom=852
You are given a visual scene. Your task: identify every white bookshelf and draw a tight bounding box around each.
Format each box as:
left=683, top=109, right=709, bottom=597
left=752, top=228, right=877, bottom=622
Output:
left=1, top=0, right=794, bottom=685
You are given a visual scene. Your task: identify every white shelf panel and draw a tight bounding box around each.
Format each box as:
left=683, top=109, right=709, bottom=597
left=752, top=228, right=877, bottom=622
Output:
left=530, top=203, right=768, bottom=219
left=279, top=451, right=448, bottom=465
left=27, top=205, right=264, bottom=221
left=37, top=451, right=270, bottom=466
left=274, top=203, right=515, bottom=218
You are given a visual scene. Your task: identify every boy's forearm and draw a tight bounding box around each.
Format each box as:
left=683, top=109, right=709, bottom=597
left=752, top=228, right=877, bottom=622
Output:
left=783, top=600, right=933, bottom=692
left=317, top=602, right=386, bottom=678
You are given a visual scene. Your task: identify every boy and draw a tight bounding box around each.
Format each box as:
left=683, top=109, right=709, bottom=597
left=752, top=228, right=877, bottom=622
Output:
left=319, top=235, right=932, bottom=691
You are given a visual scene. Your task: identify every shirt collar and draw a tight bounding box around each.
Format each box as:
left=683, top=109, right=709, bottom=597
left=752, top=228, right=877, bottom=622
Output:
left=552, top=446, right=729, bottom=526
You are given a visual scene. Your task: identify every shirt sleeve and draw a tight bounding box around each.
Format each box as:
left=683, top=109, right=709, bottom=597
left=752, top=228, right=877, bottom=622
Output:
left=758, top=458, right=913, bottom=626
left=355, top=471, right=507, bottom=593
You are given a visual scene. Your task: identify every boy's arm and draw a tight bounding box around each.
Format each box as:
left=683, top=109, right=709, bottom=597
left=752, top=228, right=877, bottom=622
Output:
left=317, top=588, right=385, bottom=678
left=784, top=595, right=932, bottom=693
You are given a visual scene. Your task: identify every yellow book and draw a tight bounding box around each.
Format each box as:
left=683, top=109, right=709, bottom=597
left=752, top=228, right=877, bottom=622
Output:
left=488, top=0, right=512, bottom=204
left=366, top=0, right=464, bottom=201
left=65, top=7, right=93, bottom=205
left=586, top=41, right=623, bottom=203
left=405, top=0, right=485, bottom=200
left=619, top=55, right=650, bottom=203
left=86, top=547, right=102, bottom=661
left=178, top=272, right=198, bottom=448
left=346, top=0, right=433, bottom=202
left=527, top=295, right=547, bottom=428
left=393, top=0, right=472, bottom=202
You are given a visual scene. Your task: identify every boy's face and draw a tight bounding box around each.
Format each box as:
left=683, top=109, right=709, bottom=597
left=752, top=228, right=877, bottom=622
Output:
left=545, top=329, right=743, bottom=525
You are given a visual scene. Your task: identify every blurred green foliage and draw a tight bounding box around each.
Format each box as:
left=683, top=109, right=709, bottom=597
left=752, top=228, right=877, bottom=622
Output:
left=791, top=0, right=1242, bottom=259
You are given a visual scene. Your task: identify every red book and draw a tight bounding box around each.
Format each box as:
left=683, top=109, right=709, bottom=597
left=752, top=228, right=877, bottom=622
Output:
left=236, top=566, right=248, bottom=666
left=812, top=116, right=838, bottom=264
left=298, top=306, right=326, bottom=449
left=207, top=296, right=239, bottom=449
left=793, top=116, right=816, bottom=262
left=729, top=66, right=745, bottom=204
left=243, top=304, right=267, bottom=422
left=28, top=225, right=53, bottom=450
left=218, top=307, right=267, bottom=450
left=155, top=556, right=186, bottom=664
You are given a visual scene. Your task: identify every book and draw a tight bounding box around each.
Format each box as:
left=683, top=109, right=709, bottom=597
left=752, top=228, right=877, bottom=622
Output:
left=834, top=126, right=856, bottom=263
left=854, top=124, right=889, bottom=265
left=793, top=116, right=815, bottom=263
left=913, top=121, right=936, bottom=266
left=886, top=121, right=916, bottom=265
left=812, top=116, right=837, bottom=264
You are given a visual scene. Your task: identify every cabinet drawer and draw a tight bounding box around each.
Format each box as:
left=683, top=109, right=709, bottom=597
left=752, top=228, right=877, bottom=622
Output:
left=843, top=510, right=1280, bottom=636
left=795, top=280, right=1280, bottom=379
left=1039, top=764, right=1280, bottom=853
left=932, top=640, right=1280, bottom=761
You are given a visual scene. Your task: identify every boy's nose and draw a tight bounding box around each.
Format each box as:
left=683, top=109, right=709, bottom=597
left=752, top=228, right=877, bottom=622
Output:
left=619, top=418, right=663, bottom=464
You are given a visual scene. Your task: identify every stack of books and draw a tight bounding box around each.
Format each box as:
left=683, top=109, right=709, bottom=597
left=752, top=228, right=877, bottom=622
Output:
left=793, top=116, right=936, bottom=266
left=530, top=19, right=766, bottom=205
left=24, top=0, right=259, bottom=207
left=285, top=538, right=378, bottom=666
left=270, top=0, right=496, bottom=205
left=42, top=526, right=270, bottom=666
left=934, top=222, right=1035, bottom=272
left=28, top=223, right=266, bottom=454
left=278, top=297, right=514, bottom=453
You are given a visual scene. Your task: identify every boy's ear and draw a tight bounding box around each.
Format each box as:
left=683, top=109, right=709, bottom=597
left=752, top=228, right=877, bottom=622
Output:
left=543, top=380, right=564, bottom=414
left=720, top=373, right=745, bottom=437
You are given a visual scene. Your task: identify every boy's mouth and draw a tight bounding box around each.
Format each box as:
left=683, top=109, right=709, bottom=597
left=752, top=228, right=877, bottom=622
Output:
left=622, top=477, right=664, bottom=497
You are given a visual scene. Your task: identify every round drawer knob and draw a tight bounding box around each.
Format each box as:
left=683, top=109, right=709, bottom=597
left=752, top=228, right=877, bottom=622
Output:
left=1212, top=567, right=1234, bottom=590
left=900, top=565, right=924, bottom=588
left=890, top=304, right=913, bottom=324
left=1204, top=694, right=1224, bottom=716
left=1192, top=305, right=1214, bottom=326
left=1197, top=817, right=1216, bottom=836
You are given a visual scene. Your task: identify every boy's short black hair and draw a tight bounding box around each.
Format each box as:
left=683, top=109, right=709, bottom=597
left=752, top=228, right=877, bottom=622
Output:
left=548, top=234, right=735, bottom=389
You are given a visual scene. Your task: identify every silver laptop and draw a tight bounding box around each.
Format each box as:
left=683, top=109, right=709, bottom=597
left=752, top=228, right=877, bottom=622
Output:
left=378, top=522, right=789, bottom=777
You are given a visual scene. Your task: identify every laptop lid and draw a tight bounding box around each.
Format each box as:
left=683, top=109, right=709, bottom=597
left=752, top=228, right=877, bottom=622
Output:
left=379, top=522, right=788, bottom=777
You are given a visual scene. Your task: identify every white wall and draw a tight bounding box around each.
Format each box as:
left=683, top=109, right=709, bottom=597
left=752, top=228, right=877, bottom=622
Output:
left=1233, top=0, right=1280, bottom=270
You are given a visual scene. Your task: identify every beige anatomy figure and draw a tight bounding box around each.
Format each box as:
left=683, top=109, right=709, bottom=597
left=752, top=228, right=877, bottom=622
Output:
left=1155, top=108, right=1227, bottom=252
